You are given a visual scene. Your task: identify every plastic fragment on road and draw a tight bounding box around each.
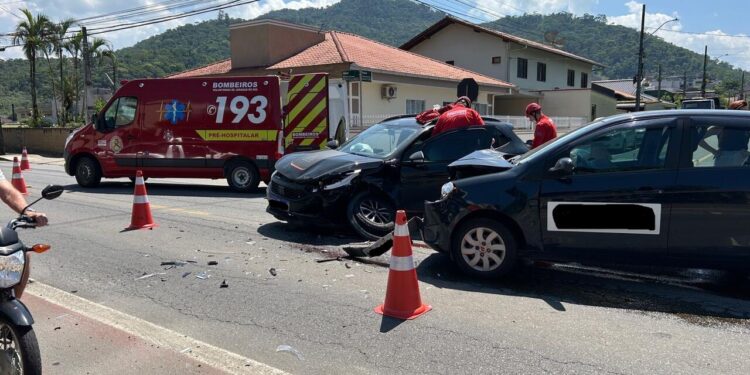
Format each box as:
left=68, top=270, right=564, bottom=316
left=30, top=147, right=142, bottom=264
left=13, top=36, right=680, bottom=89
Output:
left=276, top=345, right=304, bottom=361
left=208, top=261, right=218, bottom=266
left=196, top=271, right=210, bottom=280
left=315, top=257, right=342, bottom=263
left=135, top=272, right=165, bottom=281
left=269, top=268, right=278, bottom=276
left=220, top=280, right=229, bottom=288
left=182, top=272, right=191, bottom=278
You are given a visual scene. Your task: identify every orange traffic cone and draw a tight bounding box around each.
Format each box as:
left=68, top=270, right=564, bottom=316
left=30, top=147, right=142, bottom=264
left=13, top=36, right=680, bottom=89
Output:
left=20, top=147, right=31, bottom=171
left=375, top=210, right=432, bottom=320
left=11, top=157, right=28, bottom=196
left=127, top=170, right=157, bottom=230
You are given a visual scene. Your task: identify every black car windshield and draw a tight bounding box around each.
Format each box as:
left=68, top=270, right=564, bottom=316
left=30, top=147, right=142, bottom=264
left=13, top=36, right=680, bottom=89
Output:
left=338, top=123, right=420, bottom=159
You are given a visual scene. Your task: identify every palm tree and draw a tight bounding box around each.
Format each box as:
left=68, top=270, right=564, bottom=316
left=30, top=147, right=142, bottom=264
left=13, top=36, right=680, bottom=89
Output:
left=64, top=31, right=83, bottom=122
left=97, top=43, right=117, bottom=92
left=13, top=9, right=52, bottom=126
left=53, top=19, right=75, bottom=126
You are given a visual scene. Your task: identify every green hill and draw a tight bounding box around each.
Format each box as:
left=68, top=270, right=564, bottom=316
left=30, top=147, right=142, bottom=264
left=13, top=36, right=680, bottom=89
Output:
left=1, top=1, right=746, bottom=119
left=483, top=13, right=745, bottom=85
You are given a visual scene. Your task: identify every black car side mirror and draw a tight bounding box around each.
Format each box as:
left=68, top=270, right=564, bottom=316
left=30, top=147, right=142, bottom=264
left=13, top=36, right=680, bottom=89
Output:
left=408, top=151, right=425, bottom=163
left=42, top=185, right=64, bottom=200
left=326, top=140, right=339, bottom=149
left=549, top=157, right=574, bottom=177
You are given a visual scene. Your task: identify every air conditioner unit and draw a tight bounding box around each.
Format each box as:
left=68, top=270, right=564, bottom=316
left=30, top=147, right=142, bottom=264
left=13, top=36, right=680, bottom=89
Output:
left=381, top=85, right=397, bottom=99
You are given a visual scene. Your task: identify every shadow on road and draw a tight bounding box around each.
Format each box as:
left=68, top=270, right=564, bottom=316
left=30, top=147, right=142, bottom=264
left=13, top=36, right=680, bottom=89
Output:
left=257, top=222, right=361, bottom=247
left=63, top=182, right=266, bottom=199
left=415, top=254, right=750, bottom=323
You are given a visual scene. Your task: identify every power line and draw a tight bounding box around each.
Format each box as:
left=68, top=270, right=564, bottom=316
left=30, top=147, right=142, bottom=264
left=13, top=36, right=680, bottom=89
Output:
left=647, top=27, right=750, bottom=39
left=0, top=0, right=258, bottom=50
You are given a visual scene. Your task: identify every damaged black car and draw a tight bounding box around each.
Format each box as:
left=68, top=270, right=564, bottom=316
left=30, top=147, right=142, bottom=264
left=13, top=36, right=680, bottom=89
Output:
left=266, top=115, right=528, bottom=239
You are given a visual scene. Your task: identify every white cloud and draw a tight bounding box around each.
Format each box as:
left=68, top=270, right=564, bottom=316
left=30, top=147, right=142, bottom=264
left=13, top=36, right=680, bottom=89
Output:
left=0, top=0, right=340, bottom=59
left=463, top=0, right=599, bottom=22
left=607, top=1, right=750, bottom=71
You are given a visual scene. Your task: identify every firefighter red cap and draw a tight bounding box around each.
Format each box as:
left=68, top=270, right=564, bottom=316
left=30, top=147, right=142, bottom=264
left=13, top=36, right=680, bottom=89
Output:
left=729, top=100, right=747, bottom=110
left=525, top=102, right=542, bottom=116
left=455, top=96, right=472, bottom=106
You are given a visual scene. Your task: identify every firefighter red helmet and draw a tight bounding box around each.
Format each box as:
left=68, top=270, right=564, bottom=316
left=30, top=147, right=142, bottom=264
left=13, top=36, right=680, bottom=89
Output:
left=525, top=102, right=542, bottom=116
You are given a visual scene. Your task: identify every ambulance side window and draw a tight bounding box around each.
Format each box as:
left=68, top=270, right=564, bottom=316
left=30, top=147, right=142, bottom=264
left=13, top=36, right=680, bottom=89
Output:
left=103, top=97, right=138, bottom=129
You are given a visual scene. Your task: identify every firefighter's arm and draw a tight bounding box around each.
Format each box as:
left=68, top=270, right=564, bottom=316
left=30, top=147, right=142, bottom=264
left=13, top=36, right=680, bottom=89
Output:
left=0, top=180, right=28, bottom=214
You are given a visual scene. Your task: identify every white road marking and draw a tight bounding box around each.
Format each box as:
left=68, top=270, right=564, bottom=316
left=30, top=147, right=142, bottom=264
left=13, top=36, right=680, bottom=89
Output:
left=26, top=281, right=289, bottom=375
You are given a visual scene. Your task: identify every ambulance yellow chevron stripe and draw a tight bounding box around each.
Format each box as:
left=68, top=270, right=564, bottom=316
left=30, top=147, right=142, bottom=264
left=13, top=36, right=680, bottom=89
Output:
left=284, top=73, right=329, bottom=149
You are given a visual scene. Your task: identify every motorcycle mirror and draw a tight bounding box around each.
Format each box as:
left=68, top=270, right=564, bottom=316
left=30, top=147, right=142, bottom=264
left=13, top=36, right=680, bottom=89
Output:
left=42, top=185, right=64, bottom=200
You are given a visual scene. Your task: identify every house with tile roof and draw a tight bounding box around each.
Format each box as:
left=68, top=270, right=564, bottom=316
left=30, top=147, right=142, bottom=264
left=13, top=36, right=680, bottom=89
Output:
left=169, top=19, right=515, bottom=131
left=593, top=79, right=677, bottom=112
left=401, top=16, right=617, bottom=120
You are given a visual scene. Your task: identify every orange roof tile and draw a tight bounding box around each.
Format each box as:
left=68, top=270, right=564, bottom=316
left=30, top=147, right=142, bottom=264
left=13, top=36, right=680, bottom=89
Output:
left=168, top=59, right=231, bottom=78
left=169, top=30, right=513, bottom=88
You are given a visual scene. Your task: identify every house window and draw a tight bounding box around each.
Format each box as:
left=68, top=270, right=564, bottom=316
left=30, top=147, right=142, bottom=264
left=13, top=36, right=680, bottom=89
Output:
left=567, top=69, right=575, bottom=86
left=536, top=62, right=546, bottom=82
left=581, top=72, right=589, bottom=88
left=406, top=99, right=425, bottom=115
left=517, top=58, right=528, bottom=79
left=445, top=60, right=455, bottom=65
left=492, top=56, right=502, bottom=64
left=473, top=103, right=489, bottom=116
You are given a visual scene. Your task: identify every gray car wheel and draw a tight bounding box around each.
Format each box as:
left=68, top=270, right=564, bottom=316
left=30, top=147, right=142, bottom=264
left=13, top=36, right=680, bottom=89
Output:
left=452, top=218, right=518, bottom=278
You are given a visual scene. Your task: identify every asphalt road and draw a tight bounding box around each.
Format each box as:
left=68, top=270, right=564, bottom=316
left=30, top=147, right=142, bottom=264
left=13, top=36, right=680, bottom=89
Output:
left=3, top=160, right=750, bottom=374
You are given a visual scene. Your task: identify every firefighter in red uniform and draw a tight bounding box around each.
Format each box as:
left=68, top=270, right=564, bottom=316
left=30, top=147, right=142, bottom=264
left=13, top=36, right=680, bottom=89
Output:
left=526, top=102, right=557, bottom=148
left=432, top=96, right=484, bottom=136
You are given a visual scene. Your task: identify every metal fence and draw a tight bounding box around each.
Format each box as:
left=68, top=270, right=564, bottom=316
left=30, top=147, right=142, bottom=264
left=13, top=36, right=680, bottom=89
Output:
left=349, top=114, right=588, bottom=132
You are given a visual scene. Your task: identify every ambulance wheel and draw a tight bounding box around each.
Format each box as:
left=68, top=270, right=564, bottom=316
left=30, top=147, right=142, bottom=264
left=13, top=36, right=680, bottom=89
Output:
left=75, top=157, right=101, bottom=187
left=226, top=161, right=260, bottom=193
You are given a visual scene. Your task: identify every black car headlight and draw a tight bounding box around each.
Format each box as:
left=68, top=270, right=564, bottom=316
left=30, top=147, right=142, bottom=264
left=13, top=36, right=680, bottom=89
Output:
left=322, top=170, right=361, bottom=191
left=440, top=182, right=456, bottom=199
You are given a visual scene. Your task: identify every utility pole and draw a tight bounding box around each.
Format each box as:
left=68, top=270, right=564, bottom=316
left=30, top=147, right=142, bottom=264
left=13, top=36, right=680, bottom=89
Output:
left=683, top=71, right=687, bottom=98
left=11, top=104, right=16, bottom=122
left=81, top=26, right=93, bottom=122
left=657, top=64, right=662, bottom=101
left=701, top=45, right=708, bottom=98
left=634, top=4, right=646, bottom=112
left=741, top=71, right=746, bottom=100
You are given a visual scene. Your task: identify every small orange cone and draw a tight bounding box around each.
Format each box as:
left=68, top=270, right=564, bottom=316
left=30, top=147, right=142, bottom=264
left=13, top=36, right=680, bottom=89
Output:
left=375, top=210, right=432, bottom=320
left=11, top=157, right=28, bottom=196
left=127, top=170, right=157, bottom=230
left=20, top=147, right=31, bottom=171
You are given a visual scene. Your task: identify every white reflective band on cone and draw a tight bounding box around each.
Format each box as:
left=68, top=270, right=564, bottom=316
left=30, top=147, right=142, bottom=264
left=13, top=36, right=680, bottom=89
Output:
left=133, top=195, right=149, bottom=204
left=136, top=177, right=145, bottom=185
left=394, top=224, right=409, bottom=237
left=12, top=174, right=21, bottom=179
left=389, top=255, right=415, bottom=271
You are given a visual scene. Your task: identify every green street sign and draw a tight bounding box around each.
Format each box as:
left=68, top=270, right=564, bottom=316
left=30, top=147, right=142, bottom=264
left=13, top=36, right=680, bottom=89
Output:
left=343, top=70, right=372, bottom=82
left=343, top=70, right=359, bottom=81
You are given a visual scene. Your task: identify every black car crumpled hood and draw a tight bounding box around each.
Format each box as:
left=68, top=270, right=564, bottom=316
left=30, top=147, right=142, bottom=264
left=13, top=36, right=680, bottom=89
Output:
left=448, top=149, right=515, bottom=170
left=275, top=149, right=383, bottom=182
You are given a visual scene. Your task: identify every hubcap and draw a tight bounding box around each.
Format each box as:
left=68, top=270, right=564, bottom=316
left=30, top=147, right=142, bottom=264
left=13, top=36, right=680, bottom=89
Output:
left=359, top=198, right=392, bottom=225
left=0, top=324, right=23, bottom=375
left=80, top=164, right=92, bottom=179
left=233, top=168, right=250, bottom=187
left=461, top=227, right=506, bottom=272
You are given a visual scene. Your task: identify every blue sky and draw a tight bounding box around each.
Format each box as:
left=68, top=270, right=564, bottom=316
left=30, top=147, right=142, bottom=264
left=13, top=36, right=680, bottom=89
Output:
left=1, top=1, right=749, bottom=71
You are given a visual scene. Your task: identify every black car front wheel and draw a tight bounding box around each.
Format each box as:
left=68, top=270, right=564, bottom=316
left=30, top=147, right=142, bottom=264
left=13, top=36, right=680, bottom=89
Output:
left=452, top=218, right=518, bottom=279
left=347, top=191, right=396, bottom=240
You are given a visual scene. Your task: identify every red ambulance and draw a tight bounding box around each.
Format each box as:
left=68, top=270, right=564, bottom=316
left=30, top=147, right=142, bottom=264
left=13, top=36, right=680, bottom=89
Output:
left=64, top=73, right=338, bottom=192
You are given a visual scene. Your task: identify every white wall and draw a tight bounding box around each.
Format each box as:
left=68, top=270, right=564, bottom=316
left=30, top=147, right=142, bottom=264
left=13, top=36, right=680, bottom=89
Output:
left=409, top=23, right=510, bottom=82
left=355, top=80, right=497, bottom=126
left=407, top=22, right=594, bottom=93
left=509, top=47, right=593, bottom=91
